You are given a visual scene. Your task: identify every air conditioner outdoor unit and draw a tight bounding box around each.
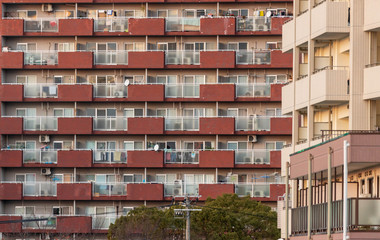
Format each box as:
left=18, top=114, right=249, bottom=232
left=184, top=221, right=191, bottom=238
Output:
left=253, top=190, right=265, bottom=197
left=173, top=188, right=181, bottom=196
left=114, top=91, right=124, bottom=97
left=42, top=4, right=53, bottom=12
left=254, top=90, right=265, bottom=96
left=248, top=135, right=258, bottom=143
left=254, top=157, right=264, bottom=164
left=42, top=156, right=52, bottom=163
left=41, top=168, right=51, bottom=176
left=39, top=135, right=50, bottom=143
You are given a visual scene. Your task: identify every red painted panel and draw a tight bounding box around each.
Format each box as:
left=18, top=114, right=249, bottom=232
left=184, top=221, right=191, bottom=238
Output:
left=58, top=84, right=93, bottom=101
left=127, top=118, right=164, bottom=134
left=129, top=18, right=165, bottom=35
left=271, top=17, right=291, bottom=35
left=270, top=50, right=292, bottom=68
left=59, top=19, right=93, bottom=36
left=270, top=117, right=292, bottom=135
left=0, top=19, right=23, bottom=36
left=199, top=118, right=235, bottom=135
left=269, top=184, right=286, bottom=201
left=57, top=150, right=92, bottom=168
left=200, top=18, right=235, bottom=35
left=199, top=84, right=235, bottom=101
left=2, top=0, right=93, bottom=2
left=127, top=184, right=164, bottom=201
left=0, top=118, right=23, bottom=134
left=270, top=84, right=283, bottom=102
left=58, top=117, right=93, bottom=134
left=127, top=151, right=164, bottom=168
left=199, top=184, right=234, bottom=201
left=57, top=183, right=92, bottom=200
left=128, top=84, right=165, bottom=101
left=0, top=183, right=22, bottom=200
left=58, top=52, right=93, bottom=69
left=0, top=150, right=22, bottom=167
left=0, top=84, right=23, bottom=102
left=199, top=151, right=234, bottom=168
left=0, top=216, right=22, bottom=233
left=57, top=216, right=92, bottom=233
left=0, top=52, right=24, bottom=69
left=270, top=151, right=281, bottom=168
left=128, top=51, right=165, bottom=68
left=200, top=51, right=235, bottom=68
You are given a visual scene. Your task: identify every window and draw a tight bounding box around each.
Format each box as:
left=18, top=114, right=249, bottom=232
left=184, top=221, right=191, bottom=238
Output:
left=124, top=141, right=143, bottom=150
left=123, top=207, right=134, bottom=216
left=361, top=179, right=365, bottom=194
left=156, top=9, right=178, bottom=18
left=15, top=141, right=35, bottom=149
left=54, top=75, right=74, bottom=84
left=157, top=42, right=177, bottom=51
left=218, top=75, right=248, bottom=84
left=124, top=75, right=145, bottom=84
left=184, top=42, right=205, bottom=51
left=16, top=108, right=36, bottom=117
left=266, top=42, right=278, bottom=50
left=185, top=174, right=214, bottom=184
left=15, top=206, right=35, bottom=215
left=15, top=173, right=36, bottom=182
left=124, top=10, right=144, bottom=18
left=183, top=108, right=213, bottom=117
left=95, top=174, right=116, bottom=183
left=227, top=108, right=248, bottom=117
left=16, top=75, right=37, bottom=84
left=53, top=108, right=74, bottom=117
left=125, top=42, right=145, bottom=51
left=55, top=10, right=74, bottom=19
left=124, top=108, right=144, bottom=118
left=265, top=141, right=285, bottom=150
left=88, top=75, right=116, bottom=84
left=95, top=141, right=116, bottom=151
left=228, top=9, right=248, bottom=17
left=153, top=75, right=177, bottom=84
left=265, top=108, right=282, bottom=116
left=53, top=206, right=73, bottom=215
left=226, top=42, right=248, bottom=51
left=227, top=141, right=247, bottom=150
left=156, top=174, right=176, bottom=183
left=183, top=75, right=205, bottom=84
left=149, top=141, right=176, bottom=150
left=183, top=141, right=212, bottom=150
left=16, top=43, right=37, bottom=51
left=86, top=42, right=117, bottom=52
left=52, top=173, right=73, bottom=183
left=53, top=141, right=73, bottom=150
left=87, top=108, right=117, bottom=118
left=155, top=108, right=177, bottom=117
left=265, top=74, right=288, bottom=84
left=123, top=174, right=143, bottom=183
left=17, top=10, right=37, bottom=19
left=55, top=43, right=75, bottom=52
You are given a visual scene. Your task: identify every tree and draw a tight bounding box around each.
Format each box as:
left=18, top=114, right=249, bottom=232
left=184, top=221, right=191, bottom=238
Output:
left=107, top=194, right=279, bottom=240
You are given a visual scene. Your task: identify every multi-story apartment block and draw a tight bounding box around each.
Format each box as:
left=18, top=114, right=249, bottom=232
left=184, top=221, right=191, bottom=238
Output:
left=279, top=0, right=380, bottom=240
left=0, top=0, right=292, bottom=239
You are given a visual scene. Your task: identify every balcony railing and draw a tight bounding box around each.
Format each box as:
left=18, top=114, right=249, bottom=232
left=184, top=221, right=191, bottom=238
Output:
left=164, top=150, right=199, bottom=164
left=234, top=116, right=271, bottom=131
left=23, top=182, right=57, bottom=197
left=235, top=183, right=270, bottom=197
left=24, top=51, right=58, bottom=65
left=165, top=51, right=200, bottom=65
left=24, top=83, right=58, bottom=98
left=93, top=117, right=127, bottom=131
left=23, top=214, right=57, bottom=229
left=236, top=50, right=271, bottom=65
left=236, top=83, right=271, bottom=97
left=165, top=117, right=199, bottom=131
left=23, top=150, right=57, bottom=164
left=24, top=18, right=59, bottom=32
left=165, top=84, right=200, bottom=98
left=92, top=216, right=117, bottom=229
left=23, top=116, right=58, bottom=131
left=165, top=17, right=200, bottom=31
left=93, top=51, right=128, bottom=65
left=93, top=84, right=128, bottom=98
left=94, top=17, right=129, bottom=32
left=92, top=183, right=127, bottom=197
left=236, top=16, right=270, bottom=31
left=164, top=182, right=199, bottom=196
left=93, top=150, right=127, bottom=164
left=234, top=150, right=271, bottom=164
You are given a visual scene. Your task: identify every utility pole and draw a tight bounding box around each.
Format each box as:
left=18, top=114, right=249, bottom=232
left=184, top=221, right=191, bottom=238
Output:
left=173, top=196, right=202, bottom=240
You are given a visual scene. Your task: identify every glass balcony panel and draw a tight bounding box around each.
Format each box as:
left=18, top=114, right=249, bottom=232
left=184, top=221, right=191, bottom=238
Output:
left=93, top=117, right=127, bottom=131
left=24, top=19, right=58, bottom=32
left=24, top=51, right=57, bottom=65
left=164, top=150, right=199, bottom=164
left=23, top=117, right=58, bottom=131
left=94, top=84, right=128, bottom=98
left=94, top=18, right=128, bottom=32
left=236, top=17, right=270, bottom=31
left=93, top=150, right=127, bottom=164
left=93, top=183, right=127, bottom=196
left=94, top=51, right=128, bottom=65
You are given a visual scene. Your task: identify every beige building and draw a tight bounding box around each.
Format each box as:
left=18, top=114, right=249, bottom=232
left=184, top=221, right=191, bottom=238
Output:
left=280, top=0, right=380, bottom=239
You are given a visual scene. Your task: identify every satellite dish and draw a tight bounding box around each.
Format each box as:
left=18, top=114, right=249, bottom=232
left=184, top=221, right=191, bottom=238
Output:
left=154, top=144, right=159, bottom=152
left=124, top=79, right=130, bottom=86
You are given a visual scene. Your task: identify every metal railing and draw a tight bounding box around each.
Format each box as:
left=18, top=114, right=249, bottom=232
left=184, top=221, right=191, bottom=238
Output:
left=234, top=116, right=271, bottom=131
left=234, top=150, right=271, bottom=164
left=165, top=117, right=199, bottom=131
left=93, top=150, right=127, bottom=164
left=93, top=117, right=127, bottom=131
left=23, top=116, right=58, bottom=131
left=92, top=216, right=117, bottom=229
left=23, top=182, right=57, bottom=197
left=236, top=50, right=271, bottom=65
left=24, top=18, right=59, bottom=32
left=23, top=214, right=57, bottom=229
left=93, top=51, right=128, bottom=65
left=165, top=51, right=200, bottom=65
left=92, top=183, right=127, bottom=197
left=236, top=16, right=270, bottom=31
left=165, top=17, right=200, bottom=31
left=23, top=150, right=57, bottom=164
left=165, top=84, right=200, bottom=98
left=235, top=83, right=271, bottom=97
left=235, top=183, right=270, bottom=197
left=164, top=150, right=199, bottom=164
left=94, top=17, right=129, bottom=32
left=24, top=51, right=58, bottom=65
left=24, top=83, right=58, bottom=98
left=93, top=84, right=128, bottom=98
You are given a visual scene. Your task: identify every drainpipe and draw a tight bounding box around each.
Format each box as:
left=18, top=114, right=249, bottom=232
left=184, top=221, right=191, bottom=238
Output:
left=307, top=154, right=313, bottom=239
left=285, top=161, right=289, bottom=240
left=343, top=140, right=350, bottom=240
left=327, top=147, right=333, bottom=239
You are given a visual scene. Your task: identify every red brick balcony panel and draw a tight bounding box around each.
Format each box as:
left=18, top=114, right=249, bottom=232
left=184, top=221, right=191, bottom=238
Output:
left=0, top=52, right=24, bottom=69
left=200, top=18, right=235, bottom=35
left=57, top=216, right=92, bottom=233
left=128, top=84, right=165, bottom=101
left=0, top=183, right=22, bottom=200
left=0, top=216, right=22, bottom=233
left=0, top=118, right=23, bottom=134
left=270, top=117, right=292, bottom=135
left=199, top=151, right=234, bottom=168
left=270, top=50, right=292, bottom=68
left=0, top=19, right=24, bottom=36
left=199, top=118, right=235, bottom=135
left=127, top=151, right=164, bottom=168
left=269, top=184, right=286, bottom=201
left=58, top=52, right=93, bottom=69
left=127, top=117, right=164, bottom=134
left=199, top=84, right=235, bottom=101
left=58, top=84, right=93, bottom=102
left=57, top=150, right=92, bottom=168
left=0, top=150, right=22, bottom=167
left=57, top=183, right=92, bottom=200
left=57, top=117, right=93, bottom=134
left=270, top=17, right=291, bottom=34
left=200, top=51, right=235, bottom=68
left=59, top=19, right=93, bottom=36
left=0, top=84, right=23, bottom=102
left=126, top=183, right=164, bottom=201
left=128, top=18, right=165, bottom=35
left=270, top=84, right=283, bottom=102
left=270, top=151, right=281, bottom=168
left=199, top=184, right=234, bottom=201
left=128, top=51, right=165, bottom=68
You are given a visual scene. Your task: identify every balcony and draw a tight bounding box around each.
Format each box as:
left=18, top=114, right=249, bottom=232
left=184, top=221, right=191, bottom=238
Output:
left=24, top=51, right=58, bottom=65
left=166, top=17, right=200, bottom=32
left=93, top=150, right=127, bottom=165
left=56, top=216, right=92, bottom=233
left=235, top=50, right=270, bottom=65
left=235, top=183, right=270, bottom=198
left=129, top=18, right=165, bottom=35
left=128, top=84, right=165, bottom=101
left=0, top=150, right=22, bottom=167
left=235, top=116, right=271, bottom=132
left=270, top=117, right=292, bottom=135
left=57, top=183, right=92, bottom=200
left=198, top=184, right=235, bottom=201
left=0, top=84, right=23, bottom=102
left=58, top=117, right=93, bottom=134
left=59, top=18, right=93, bottom=36
left=22, top=150, right=57, bottom=165
left=0, top=216, right=22, bottom=232
left=57, top=150, right=92, bottom=167
left=311, top=0, right=350, bottom=40
left=58, top=51, right=93, bottom=68
left=165, top=117, right=199, bottom=131
left=94, top=17, right=129, bottom=33
left=199, top=150, right=234, bottom=168
left=200, top=17, right=235, bottom=35
left=0, top=183, right=22, bottom=200
left=200, top=84, right=235, bottom=101
left=127, top=117, right=165, bottom=134
left=235, top=83, right=271, bottom=98
left=235, top=150, right=271, bottom=165
left=165, top=50, right=200, bottom=65
left=164, top=150, right=199, bottom=165
left=58, top=84, right=93, bottom=101
left=24, top=18, right=58, bottom=32
left=310, top=67, right=349, bottom=105
left=200, top=51, right=235, bottom=68
left=282, top=19, right=294, bottom=52
left=0, top=18, right=23, bottom=36
left=199, top=117, right=235, bottom=134
left=128, top=51, right=165, bottom=68
left=364, top=64, right=380, bottom=100
left=165, top=84, right=200, bottom=98
left=295, top=76, right=310, bottom=110
left=0, top=51, right=24, bottom=68
left=93, top=117, right=127, bottom=132
left=93, top=51, right=128, bottom=65
left=281, top=82, right=294, bottom=114
left=295, top=11, right=310, bottom=46
left=23, top=182, right=57, bottom=197
left=364, top=0, right=380, bottom=31
left=94, top=84, right=127, bottom=98
left=92, top=183, right=127, bottom=198
left=128, top=150, right=164, bottom=168
left=126, top=183, right=164, bottom=201
left=0, top=117, right=23, bottom=134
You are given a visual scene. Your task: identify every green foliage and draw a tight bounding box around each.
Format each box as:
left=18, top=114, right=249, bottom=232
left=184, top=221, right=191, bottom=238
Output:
left=107, top=194, right=279, bottom=240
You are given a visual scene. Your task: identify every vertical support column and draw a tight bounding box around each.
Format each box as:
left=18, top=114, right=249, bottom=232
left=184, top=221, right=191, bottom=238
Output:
left=343, top=140, right=350, bottom=240
left=327, top=147, right=333, bottom=239
left=307, top=154, right=313, bottom=239
left=285, top=161, right=289, bottom=240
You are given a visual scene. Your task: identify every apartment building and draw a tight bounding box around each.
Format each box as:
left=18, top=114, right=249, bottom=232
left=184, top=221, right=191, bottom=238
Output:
left=0, top=0, right=292, bottom=239
left=279, top=0, right=380, bottom=239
